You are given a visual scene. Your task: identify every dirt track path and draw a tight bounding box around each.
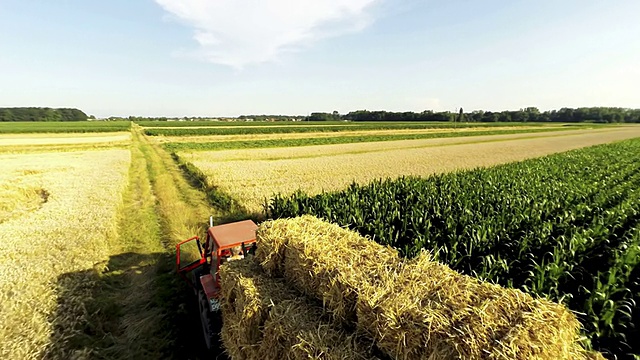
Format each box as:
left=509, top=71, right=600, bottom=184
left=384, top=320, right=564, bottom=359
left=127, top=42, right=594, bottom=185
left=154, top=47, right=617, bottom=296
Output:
left=126, top=126, right=219, bottom=358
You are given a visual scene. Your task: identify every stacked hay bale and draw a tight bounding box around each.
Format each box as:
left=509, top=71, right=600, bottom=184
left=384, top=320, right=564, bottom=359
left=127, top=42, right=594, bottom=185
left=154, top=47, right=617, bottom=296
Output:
left=219, top=259, right=380, bottom=360
left=250, top=215, right=599, bottom=360
left=357, top=252, right=591, bottom=359
left=255, top=215, right=400, bottom=326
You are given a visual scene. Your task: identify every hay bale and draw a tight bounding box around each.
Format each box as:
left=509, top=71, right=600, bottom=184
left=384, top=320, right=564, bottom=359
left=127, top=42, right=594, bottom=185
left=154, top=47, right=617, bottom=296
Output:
left=219, top=260, right=290, bottom=340
left=257, top=215, right=399, bottom=325
left=256, top=217, right=598, bottom=360
left=219, top=260, right=298, bottom=358
left=220, top=312, right=246, bottom=360
left=260, top=299, right=380, bottom=360
left=357, top=251, right=590, bottom=360
left=255, top=220, right=289, bottom=277
left=219, top=258, right=379, bottom=360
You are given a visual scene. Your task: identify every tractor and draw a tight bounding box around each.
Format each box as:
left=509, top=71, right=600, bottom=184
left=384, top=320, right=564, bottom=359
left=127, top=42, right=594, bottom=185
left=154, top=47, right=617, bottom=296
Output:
left=176, top=216, right=258, bottom=350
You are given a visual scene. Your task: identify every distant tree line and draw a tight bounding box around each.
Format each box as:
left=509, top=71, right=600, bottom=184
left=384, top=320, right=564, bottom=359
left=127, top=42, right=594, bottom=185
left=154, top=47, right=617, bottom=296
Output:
left=0, top=107, right=88, bottom=121
left=46, top=107, right=638, bottom=123
left=336, top=107, right=640, bottom=123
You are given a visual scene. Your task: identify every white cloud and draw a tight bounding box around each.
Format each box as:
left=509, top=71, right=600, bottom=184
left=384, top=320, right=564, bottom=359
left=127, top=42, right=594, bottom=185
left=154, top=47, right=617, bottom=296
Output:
left=155, top=0, right=379, bottom=68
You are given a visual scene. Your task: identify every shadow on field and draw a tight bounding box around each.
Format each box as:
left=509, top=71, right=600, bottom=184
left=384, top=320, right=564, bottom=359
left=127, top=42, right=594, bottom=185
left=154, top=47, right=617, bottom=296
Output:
left=44, top=252, right=228, bottom=360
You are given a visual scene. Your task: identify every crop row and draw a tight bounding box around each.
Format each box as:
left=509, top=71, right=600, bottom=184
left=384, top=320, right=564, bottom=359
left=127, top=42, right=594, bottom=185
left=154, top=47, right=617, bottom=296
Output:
left=267, top=138, right=640, bottom=359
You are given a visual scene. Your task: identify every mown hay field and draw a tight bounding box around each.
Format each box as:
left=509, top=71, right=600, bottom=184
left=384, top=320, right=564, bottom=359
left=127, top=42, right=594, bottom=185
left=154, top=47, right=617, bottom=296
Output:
left=0, top=150, right=130, bottom=359
left=179, top=126, right=640, bottom=213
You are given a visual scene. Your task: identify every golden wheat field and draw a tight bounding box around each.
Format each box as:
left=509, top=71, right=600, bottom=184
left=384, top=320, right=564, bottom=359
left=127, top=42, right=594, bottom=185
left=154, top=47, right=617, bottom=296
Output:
left=181, top=126, right=640, bottom=213
left=0, top=150, right=130, bottom=359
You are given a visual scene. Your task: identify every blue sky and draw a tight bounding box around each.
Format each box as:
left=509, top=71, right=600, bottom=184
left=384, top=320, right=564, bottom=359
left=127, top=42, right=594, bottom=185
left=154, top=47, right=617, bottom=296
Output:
left=0, top=0, right=638, bottom=117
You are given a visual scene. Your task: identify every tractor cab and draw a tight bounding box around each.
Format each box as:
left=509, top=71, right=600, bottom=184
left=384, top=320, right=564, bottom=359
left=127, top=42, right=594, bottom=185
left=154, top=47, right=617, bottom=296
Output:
left=176, top=217, right=257, bottom=349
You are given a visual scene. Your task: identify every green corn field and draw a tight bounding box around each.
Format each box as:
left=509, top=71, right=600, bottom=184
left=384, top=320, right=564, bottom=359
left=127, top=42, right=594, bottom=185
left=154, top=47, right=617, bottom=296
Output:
left=267, top=138, right=640, bottom=359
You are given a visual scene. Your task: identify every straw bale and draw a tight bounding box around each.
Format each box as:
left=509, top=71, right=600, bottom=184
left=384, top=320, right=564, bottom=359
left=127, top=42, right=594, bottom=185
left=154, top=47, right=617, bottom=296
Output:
left=357, top=251, right=589, bottom=360
left=254, top=219, right=289, bottom=276
left=219, top=258, right=379, bottom=360
left=256, top=217, right=598, bottom=360
left=257, top=215, right=399, bottom=325
left=219, top=259, right=297, bottom=358
left=220, top=312, right=246, bottom=360
left=260, top=299, right=380, bottom=360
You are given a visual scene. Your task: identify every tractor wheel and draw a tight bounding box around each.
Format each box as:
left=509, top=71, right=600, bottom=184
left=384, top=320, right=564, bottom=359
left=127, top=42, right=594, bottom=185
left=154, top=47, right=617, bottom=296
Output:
left=197, top=289, right=217, bottom=350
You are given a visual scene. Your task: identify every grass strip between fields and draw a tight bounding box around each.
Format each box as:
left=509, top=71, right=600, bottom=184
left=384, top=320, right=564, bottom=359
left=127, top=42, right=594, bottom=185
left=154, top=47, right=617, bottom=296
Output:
left=164, top=126, right=589, bottom=152
left=131, top=127, right=222, bottom=357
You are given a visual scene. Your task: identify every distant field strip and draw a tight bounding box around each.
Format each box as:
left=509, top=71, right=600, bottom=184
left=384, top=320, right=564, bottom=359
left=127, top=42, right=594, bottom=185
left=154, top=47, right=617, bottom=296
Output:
left=0, top=143, right=131, bottom=154
left=0, top=150, right=130, bottom=359
left=137, top=120, right=351, bottom=127
left=0, top=132, right=132, bottom=154
left=137, top=120, right=564, bottom=128
left=156, top=125, right=554, bottom=144
left=0, top=121, right=131, bottom=134
left=144, top=124, right=361, bottom=130
left=0, top=132, right=131, bottom=146
left=181, top=127, right=623, bottom=162
left=164, top=126, right=584, bottom=152
left=181, top=127, right=640, bottom=213
left=145, top=122, right=554, bottom=136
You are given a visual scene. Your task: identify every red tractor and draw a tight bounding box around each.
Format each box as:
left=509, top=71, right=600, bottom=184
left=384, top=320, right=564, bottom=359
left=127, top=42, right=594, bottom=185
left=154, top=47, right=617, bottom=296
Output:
left=176, top=216, right=258, bottom=349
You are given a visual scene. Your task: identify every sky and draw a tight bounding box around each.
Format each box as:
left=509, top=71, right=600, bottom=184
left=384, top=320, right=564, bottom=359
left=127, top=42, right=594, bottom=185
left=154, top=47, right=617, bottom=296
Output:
left=0, top=0, right=638, bottom=118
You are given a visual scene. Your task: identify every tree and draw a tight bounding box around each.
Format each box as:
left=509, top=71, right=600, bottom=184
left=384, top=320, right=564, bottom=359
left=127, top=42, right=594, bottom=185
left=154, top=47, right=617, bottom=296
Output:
left=309, top=112, right=334, bottom=121
left=457, top=108, right=465, bottom=123
left=0, top=107, right=88, bottom=122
